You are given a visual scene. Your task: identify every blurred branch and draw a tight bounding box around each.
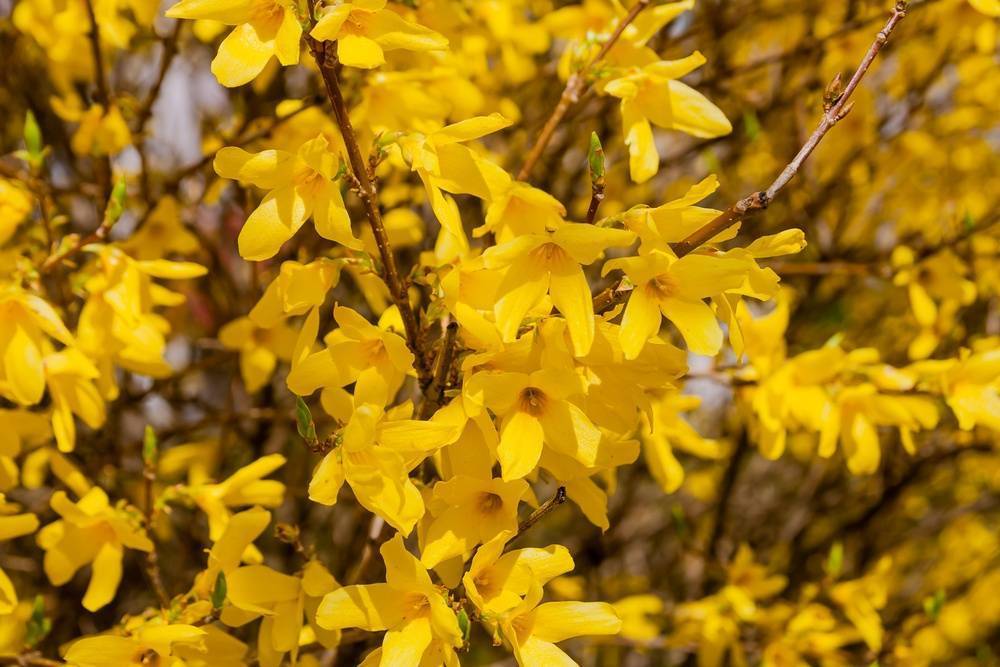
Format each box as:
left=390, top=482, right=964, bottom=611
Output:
left=518, top=0, right=651, bottom=182
left=594, top=1, right=911, bottom=312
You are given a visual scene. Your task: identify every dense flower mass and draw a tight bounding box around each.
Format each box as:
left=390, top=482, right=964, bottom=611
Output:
left=0, top=0, right=998, bottom=665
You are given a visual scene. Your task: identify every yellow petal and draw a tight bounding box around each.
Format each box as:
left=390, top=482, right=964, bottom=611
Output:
left=498, top=412, right=544, bottom=480
left=530, top=601, right=622, bottom=642
left=82, top=540, right=123, bottom=611
left=338, top=34, right=385, bottom=69
left=548, top=258, right=594, bottom=357
left=5, top=325, right=44, bottom=405
left=661, top=297, right=723, bottom=356
left=238, top=187, right=308, bottom=261
left=212, top=23, right=274, bottom=88
left=620, top=286, right=663, bottom=360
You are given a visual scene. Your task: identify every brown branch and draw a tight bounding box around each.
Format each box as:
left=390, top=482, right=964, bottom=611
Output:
left=307, top=40, right=429, bottom=386
left=0, top=654, right=62, bottom=667
left=417, top=321, right=459, bottom=420
left=594, top=1, right=909, bottom=313
left=83, top=0, right=114, bottom=200
left=39, top=204, right=115, bottom=273
left=515, top=486, right=567, bottom=538
left=517, top=0, right=651, bottom=182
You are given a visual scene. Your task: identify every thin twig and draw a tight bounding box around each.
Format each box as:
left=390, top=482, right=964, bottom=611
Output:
left=514, top=486, right=568, bottom=538
left=594, top=1, right=910, bottom=313
left=39, top=201, right=115, bottom=273
left=307, top=39, right=430, bottom=385
left=83, top=0, right=114, bottom=200
left=345, top=516, right=387, bottom=585
left=142, top=458, right=170, bottom=608
left=417, top=321, right=459, bottom=419
left=518, top=0, right=651, bottom=182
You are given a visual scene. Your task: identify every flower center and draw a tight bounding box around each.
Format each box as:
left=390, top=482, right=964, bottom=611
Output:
left=530, top=242, right=569, bottom=268
left=133, top=649, right=160, bottom=666
left=478, top=492, right=504, bottom=515
left=359, top=338, right=387, bottom=362
left=249, top=0, right=284, bottom=30
left=518, top=387, right=548, bottom=416
left=647, top=273, right=679, bottom=299
left=401, top=592, right=431, bottom=620
left=293, top=164, right=327, bottom=196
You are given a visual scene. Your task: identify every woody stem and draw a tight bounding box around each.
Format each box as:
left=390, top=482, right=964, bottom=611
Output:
left=308, top=39, right=431, bottom=386
left=594, top=1, right=910, bottom=313
left=517, top=0, right=651, bottom=182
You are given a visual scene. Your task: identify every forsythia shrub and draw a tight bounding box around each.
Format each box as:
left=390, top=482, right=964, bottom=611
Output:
left=0, top=0, right=998, bottom=665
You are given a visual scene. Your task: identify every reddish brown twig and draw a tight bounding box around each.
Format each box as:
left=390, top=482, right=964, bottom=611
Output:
left=515, top=486, right=568, bottom=538
left=595, top=1, right=910, bottom=313
left=518, top=0, right=651, bottom=182
left=307, top=39, right=430, bottom=386
left=418, top=321, right=460, bottom=420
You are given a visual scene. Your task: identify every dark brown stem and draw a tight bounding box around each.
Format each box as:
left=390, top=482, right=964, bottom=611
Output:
left=417, top=321, right=459, bottom=420
left=595, top=1, right=909, bottom=312
left=585, top=183, right=606, bottom=225
left=83, top=0, right=114, bottom=199
left=515, top=486, right=568, bottom=538
left=517, top=0, right=651, bottom=182
left=308, top=40, right=430, bottom=385
left=40, top=205, right=116, bottom=273
left=346, top=516, right=388, bottom=585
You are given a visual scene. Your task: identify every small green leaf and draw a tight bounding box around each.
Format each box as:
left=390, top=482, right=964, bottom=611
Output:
left=295, top=397, right=317, bottom=442
left=106, top=176, right=128, bottom=224
left=457, top=608, right=470, bottom=643
left=923, top=589, right=945, bottom=620
left=963, top=211, right=975, bottom=232
left=826, top=541, right=844, bottom=578
left=24, top=110, right=43, bottom=165
left=143, top=424, right=158, bottom=467
left=587, top=132, right=605, bottom=183
left=24, top=595, right=51, bottom=648
left=211, top=571, right=227, bottom=609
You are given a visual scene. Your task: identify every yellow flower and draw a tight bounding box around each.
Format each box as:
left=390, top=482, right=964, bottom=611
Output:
left=37, top=488, right=152, bottom=611
left=479, top=222, right=635, bottom=356
left=0, top=288, right=74, bottom=406
left=288, top=305, right=413, bottom=406
left=465, top=368, right=601, bottom=480
left=51, top=97, right=132, bottom=157
left=419, top=475, right=528, bottom=568
left=603, top=249, right=752, bottom=358
left=248, top=259, right=342, bottom=327
left=310, top=0, right=448, bottom=69
left=308, top=400, right=460, bottom=534
left=830, top=557, right=893, bottom=652
left=317, top=534, right=462, bottom=662
left=214, top=134, right=361, bottom=260
left=63, top=623, right=207, bottom=667
left=612, top=594, right=664, bottom=643
left=641, top=392, right=723, bottom=494
left=77, top=248, right=207, bottom=398
left=218, top=316, right=297, bottom=393
left=119, top=196, right=200, bottom=261
left=603, top=52, right=731, bottom=183
left=463, top=530, right=574, bottom=618
left=178, top=454, right=286, bottom=545
left=496, top=583, right=622, bottom=666
left=44, top=348, right=106, bottom=453
left=396, top=113, right=512, bottom=250
left=0, top=496, right=39, bottom=615
left=165, top=0, right=301, bottom=87
left=970, top=0, right=1000, bottom=16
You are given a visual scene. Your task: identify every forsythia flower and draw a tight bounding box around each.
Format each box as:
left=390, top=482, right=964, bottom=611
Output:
left=496, top=583, right=622, bottom=666
left=63, top=623, right=207, bottom=666
left=316, top=534, right=463, bottom=663
left=165, top=0, right=301, bottom=87
left=218, top=316, right=298, bottom=393
left=310, top=0, right=449, bottom=69
left=479, top=222, right=635, bottom=355
left=419, top=474, right=528, bottom=567
left=603, top=52, right=732, bottom=182
left=0, top=288, right=74, bottom=406
left=214, top=134, right=361, bottom=260
left=37, top=488, right=152, bottom=611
